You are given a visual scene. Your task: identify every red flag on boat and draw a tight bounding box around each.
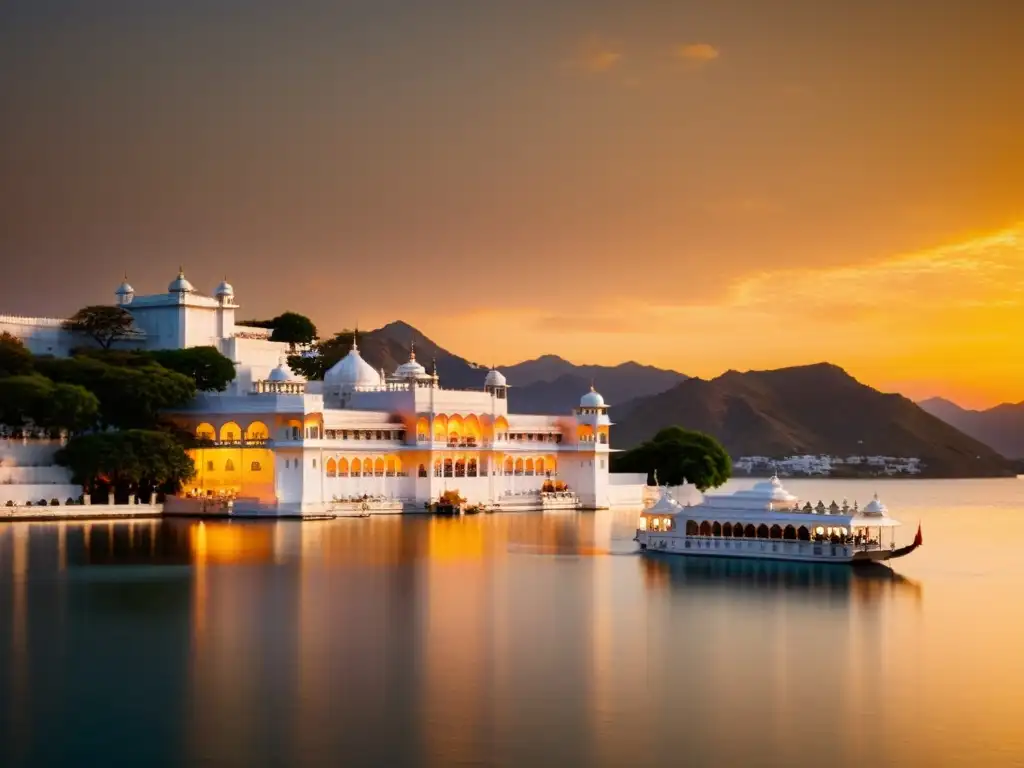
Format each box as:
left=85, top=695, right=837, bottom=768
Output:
left=913, top=523, right=923, bottom=547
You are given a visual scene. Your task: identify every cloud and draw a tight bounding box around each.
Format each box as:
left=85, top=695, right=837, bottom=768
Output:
left=427, top=224, right=1024, bottom=408
left=572, top=35, right=623, bottom=73
left=673, top=43, right=720, bottom=65
left=729, top=225, right=1024, bottom=311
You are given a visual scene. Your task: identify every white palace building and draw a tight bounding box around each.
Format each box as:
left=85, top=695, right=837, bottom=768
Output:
left=1, top=271, right=648, bottom=515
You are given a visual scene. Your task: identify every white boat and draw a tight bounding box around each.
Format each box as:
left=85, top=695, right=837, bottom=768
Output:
left=635, top=476, right=922, bottom=565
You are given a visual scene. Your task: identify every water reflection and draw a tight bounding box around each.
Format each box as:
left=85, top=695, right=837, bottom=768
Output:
left=641, top=553, right=923, bottom=605
left=4, top=484, right=1024, bottom=767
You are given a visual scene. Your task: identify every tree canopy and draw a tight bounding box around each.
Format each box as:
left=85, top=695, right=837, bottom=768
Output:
left=269, top=312, right=317, bottom=346
left=611, top=426, right=732, bottom=491
left=0, top=332, right=34, bottom=377
left=56, top=429, right=196, bottom=500
left=239, top=312, right=318, bottom=347
left=150, top=347, right=236, bottom=391
left=287, top=331, right=352, bottom=380
left=0, top=375, right=99, bottom=433
left=63, top=305, right=135, bottom=349
left=34, top=356, right=196, bottom=429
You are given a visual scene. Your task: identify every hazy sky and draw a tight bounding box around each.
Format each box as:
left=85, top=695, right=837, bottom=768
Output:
left=1, top=0, right=1022, bottom=407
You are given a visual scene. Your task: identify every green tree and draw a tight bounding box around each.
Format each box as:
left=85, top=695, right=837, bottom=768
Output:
left=63, top=305, right=135, bottom=349
left=268, top=312, right=317, bottom=347
left=46, top=383, right=100, bottom=433
left=56, top=430, right=196, bottom=501
left=0, top=332, right=34, bottom=377
left=0, top=375, right=53, bottom=428
left=0, top=376, right=99, bottom=433
left=612, top=426, right=732, bottom=491
left=287, top=330, right=352, bottom=380
left=34, top=356, right=196, bottom=429
left=150, top=347, right=236, bottom=391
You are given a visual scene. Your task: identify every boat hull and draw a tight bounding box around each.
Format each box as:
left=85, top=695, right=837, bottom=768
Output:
left=637, top=534, right=906, bottom=565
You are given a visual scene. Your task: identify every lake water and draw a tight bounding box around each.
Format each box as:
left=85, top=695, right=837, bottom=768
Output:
left=2, top=478, right=1023, bottom=767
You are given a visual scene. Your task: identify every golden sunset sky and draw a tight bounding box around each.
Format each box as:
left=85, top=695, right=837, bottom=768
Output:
left=1, top=1, right=1021, bottom=407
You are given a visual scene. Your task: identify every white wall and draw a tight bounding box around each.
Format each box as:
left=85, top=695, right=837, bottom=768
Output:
left=0, top=316, right=80, bottom=356
left=226, top=336, right=294, bottom=393
left=182, top=305, right=220, bottom=348
left=128, top=304, right=182, bottom=349
left=0, top=439, right=82, bottom=505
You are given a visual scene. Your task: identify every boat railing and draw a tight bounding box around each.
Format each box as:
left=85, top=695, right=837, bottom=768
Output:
left=675, top=537, right=855, bottom=557
left=670, top=533, right=887, bottom=550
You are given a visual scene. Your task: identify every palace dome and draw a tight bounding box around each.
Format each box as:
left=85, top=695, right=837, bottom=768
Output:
left=168, top=268, right=195, bottom=293
left=268, top=360, right=296, bottom=382
left=394, top=343, right=429, bottom=379
left=863, top=494, right=888, bottom=516
left=325, top=343, right=382, bottom=389
left=115, top=277, right=134, bottom=297
left=580, top=387, right=605, bottom=408
left=214, top=279, right=234, bottom=299
left=484, top=369, right=507, bottom=388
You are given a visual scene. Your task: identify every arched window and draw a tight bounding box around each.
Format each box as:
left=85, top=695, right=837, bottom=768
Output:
left=443, top=459, right=453, bottom=478
left=455, top=459, right=466, bottom=478
left=733, top=523, right=744, bottom=538
left=797, top=526, right=810, bottom=541
left=514, top=459, right=524, bottom=475
left=525, top=458, right=535, bottom=476
left=699, top=521, right=712, bottom=536
left=225, top=459, right=235, bottom=472
left=685, top=520, right=698, bottom=536
left=325, top=458, right=337, bottom=477
left=250, top=461, right=262, bottom=472
left=245, top=421, right=269, bottom=441
left=723, top=523, right=732, bottom=537
left=770, top=525, right=782, bottom=540
left=351, top=458, right=362, bottom=476
left=504, top=457, right=513, bottom=474
left=712, top=522, right=722, bottom=537
left=418, top=464, right=427, bottom=478
left=374, top=458, right=385, bottom=477
left=757, top=524, right=770, bottom=539
left=744, top=524, right=756, bottom=538
left=783, top=525, right=796, bottom=540
left=433, top=460, right=442, bottom=477
left=467, top=459, right=478, bottom=477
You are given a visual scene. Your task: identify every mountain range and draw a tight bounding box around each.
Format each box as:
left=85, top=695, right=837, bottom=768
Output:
left=358, top=323, right=687, bottom=415
left=614, top=364, right=1014, bottom=477
left=352, top=321, right=1015, bottom=477
left=919, top=397, right=1024, bottom=459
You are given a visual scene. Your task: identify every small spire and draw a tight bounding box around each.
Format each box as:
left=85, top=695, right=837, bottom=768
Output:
left=178, top=265, right=185, bottom=277
left=409, top=339, right=416, bottom=360
left=352, top=325, right=359, bottom=351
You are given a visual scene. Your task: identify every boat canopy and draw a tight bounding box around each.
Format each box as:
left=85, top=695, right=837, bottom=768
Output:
left=643, top=487, right=684, bottom=517
left=683, top=477, right=902, bottom=528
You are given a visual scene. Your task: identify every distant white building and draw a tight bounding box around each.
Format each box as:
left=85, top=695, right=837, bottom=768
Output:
left=1, top=271, right=647, bottom=514
left=734, top=453, right=923, bottom=477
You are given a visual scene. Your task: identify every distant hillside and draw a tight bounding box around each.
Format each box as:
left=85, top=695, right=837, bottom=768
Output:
left=502, top=355, right=686, bottom=415
left=353, top=324, right=685, bottom=414
left=615, top=363, right=1014, bottom=478
left=360, top=321, right=486, bottom=390
left=919, top=397, right=1024, bottom=459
